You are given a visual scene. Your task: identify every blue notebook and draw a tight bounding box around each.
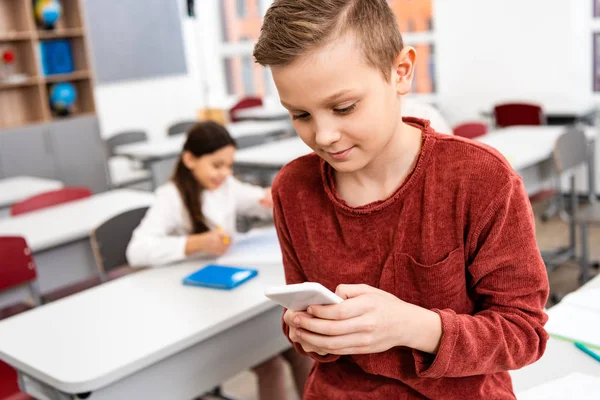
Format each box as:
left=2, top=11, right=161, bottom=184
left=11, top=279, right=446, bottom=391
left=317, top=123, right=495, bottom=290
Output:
left=182, top=265, right=258, bottom=290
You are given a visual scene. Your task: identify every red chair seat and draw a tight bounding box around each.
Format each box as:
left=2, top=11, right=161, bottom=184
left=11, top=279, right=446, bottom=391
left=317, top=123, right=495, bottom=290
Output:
left=10, top=187, right=92, bottom=217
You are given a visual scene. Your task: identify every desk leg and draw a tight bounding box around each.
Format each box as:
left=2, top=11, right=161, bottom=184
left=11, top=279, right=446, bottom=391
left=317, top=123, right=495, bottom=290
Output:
left=589, top=138, right=597, bottom=204
left=19, top=373, right=73, bottom=400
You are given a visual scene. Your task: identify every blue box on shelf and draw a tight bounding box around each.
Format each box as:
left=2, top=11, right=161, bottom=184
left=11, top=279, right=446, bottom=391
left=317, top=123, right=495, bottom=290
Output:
left=40, top=40, right=74, bottom=76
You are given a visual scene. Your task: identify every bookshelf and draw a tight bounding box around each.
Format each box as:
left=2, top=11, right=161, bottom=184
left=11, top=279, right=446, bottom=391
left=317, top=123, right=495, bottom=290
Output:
left=0, top=0, right=96, bottom=128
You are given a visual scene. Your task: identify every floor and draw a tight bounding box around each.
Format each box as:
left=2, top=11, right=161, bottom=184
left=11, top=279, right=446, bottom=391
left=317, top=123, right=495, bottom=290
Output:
left=209, top=201, right=600, bottom=400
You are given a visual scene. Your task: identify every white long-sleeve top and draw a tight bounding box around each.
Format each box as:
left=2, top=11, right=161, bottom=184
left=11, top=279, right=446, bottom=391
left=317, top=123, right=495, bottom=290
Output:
left=126, top=177, right=271, bottom=267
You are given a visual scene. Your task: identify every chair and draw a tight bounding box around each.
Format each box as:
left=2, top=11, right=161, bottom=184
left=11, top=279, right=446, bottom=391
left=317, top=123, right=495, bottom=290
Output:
left=167, top=120, right=197, bottom=137
left=549, top=126, right=600, bottom=285
left=229, top=97, right=263, bottom=123
left=105, top=130, right=152, bottom=189
left=42, top=207, right=149, bottom=303
left=453, top=122, right=488, bottom=139
left=0, top=236, right=40, bottom=400
left=10, top=187, right=92, bottom=217
left=90, top=206, right=149, bottom=281
left=493, top=102, right=546, bottom=128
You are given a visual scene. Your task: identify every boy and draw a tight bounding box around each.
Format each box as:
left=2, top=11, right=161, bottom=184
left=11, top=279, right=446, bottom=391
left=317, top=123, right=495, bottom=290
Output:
left=253, top=0, right=549, bottom=399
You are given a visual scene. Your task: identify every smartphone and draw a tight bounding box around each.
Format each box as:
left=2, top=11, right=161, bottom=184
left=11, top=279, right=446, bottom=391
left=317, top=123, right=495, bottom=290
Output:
left=264, top=282, right=343, bottom=311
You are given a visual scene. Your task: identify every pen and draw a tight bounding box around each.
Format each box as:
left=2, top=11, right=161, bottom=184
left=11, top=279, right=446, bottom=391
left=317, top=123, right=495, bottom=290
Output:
left=574, top=342, right=600, bottom=363
left=216, top=226, right=230, bottom=245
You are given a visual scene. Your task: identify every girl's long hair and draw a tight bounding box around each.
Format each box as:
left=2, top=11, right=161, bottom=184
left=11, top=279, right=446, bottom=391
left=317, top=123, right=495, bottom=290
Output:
left=172, top=121, right=236, bottom=233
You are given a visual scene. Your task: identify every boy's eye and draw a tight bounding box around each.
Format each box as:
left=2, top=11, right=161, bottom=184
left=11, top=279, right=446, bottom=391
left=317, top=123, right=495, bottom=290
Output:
left=334, top=104, right=356, bottom=115
left=292, top=113, right=311, bottom=121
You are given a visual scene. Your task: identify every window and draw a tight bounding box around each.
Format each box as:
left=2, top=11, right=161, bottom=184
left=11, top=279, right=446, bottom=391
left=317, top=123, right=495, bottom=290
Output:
left=201, top=0, right=437, bottom=104
left=388, top=0, right=436, bottom=94
left=236, top=0, right=248, bottom=18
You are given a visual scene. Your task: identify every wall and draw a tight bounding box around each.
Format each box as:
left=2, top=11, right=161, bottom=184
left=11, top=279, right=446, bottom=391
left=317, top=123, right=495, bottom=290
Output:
left=433, top=0, right=589, bottom=125
left=91, top=0, right=202, bottom=140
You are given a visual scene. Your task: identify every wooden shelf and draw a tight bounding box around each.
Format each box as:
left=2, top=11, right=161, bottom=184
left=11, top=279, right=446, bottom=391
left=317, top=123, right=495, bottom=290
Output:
left=0, top=77, right=40, bottom=90
left=44, top=70, right=90, bottom=83
left=0, top=31, right=34, bottom=42
left=51, top=111, right=95, bottom=122
left=37, top=28, right=84, bottom=39
left=1, top=0, right=95, bottom=129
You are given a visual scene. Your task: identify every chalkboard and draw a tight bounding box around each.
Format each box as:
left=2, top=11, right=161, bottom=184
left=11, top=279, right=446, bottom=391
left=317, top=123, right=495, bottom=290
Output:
left=84, top=0, right=188, bottom=84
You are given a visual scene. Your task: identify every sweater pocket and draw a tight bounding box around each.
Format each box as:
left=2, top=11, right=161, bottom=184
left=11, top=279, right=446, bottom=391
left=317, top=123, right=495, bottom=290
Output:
left=391, top=247, right=470, bottom=311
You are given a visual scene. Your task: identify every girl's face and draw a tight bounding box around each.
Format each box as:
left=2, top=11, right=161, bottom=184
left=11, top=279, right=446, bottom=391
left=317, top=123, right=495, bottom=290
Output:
left=183, top=145, right=236, bottom=190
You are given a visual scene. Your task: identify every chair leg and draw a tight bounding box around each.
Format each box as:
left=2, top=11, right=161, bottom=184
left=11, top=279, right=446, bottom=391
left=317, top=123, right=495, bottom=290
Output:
left=195, top=386, right=238, bottom=400
left=580, top=223, right=591, bottom=285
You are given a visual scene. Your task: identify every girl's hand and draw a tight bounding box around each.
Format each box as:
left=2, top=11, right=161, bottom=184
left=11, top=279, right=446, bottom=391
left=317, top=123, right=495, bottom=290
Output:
left=259, top=187, right=273, bottom=208
left=186, top=230, right=230, bottom=256
left=284, top=284, right=442, bottom=356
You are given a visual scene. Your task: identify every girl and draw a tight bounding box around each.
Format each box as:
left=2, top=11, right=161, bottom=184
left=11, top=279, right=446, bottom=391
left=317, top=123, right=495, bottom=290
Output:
left=127, top=121, right=313, bottom=400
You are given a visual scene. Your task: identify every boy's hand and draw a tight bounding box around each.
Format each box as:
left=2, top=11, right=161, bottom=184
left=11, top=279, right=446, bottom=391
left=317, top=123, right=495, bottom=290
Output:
left=284, top=284, right=442, bottom=356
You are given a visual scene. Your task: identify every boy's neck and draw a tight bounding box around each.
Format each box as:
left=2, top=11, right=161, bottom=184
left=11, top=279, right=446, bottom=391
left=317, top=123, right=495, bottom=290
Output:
left=334, top=122, right=422, bottom=207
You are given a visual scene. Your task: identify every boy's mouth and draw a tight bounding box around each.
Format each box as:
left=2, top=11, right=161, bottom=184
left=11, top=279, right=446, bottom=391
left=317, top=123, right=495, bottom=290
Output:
left=328, top=146, right=354, bottom=160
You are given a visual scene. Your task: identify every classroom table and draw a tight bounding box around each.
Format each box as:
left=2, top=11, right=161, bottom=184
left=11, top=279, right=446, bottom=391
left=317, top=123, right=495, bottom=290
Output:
left=481, top=104, right=598, bottom=126
left=477, top=125, right=597, bottom=199
left=233, top=125, right=598, bottom=196
left=114, top=120, right=293, bottom=189
left=0, top=228, right=289, bottom=400
left=0, top=176, right=63, bottom=218
left=510, top=274, right=600, bottom=392
left=0, top=189, right=154, bottom=308
left=233, top=104, right=290, bottom=121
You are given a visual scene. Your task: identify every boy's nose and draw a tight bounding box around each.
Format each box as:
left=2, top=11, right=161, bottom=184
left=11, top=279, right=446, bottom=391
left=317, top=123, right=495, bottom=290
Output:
left=314, top=121, right=342, bottom=149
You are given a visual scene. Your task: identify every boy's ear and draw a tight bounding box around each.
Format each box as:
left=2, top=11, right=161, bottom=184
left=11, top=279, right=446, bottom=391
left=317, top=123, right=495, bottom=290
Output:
left=393, top=46, right=416, bottom=95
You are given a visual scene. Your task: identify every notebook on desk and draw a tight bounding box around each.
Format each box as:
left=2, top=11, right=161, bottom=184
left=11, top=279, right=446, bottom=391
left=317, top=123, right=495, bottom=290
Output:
left=182, top=265, right=258, bottom=290
left=516, top=373, right=600, bottom=400
left=545, top=288, right=600, bottom=349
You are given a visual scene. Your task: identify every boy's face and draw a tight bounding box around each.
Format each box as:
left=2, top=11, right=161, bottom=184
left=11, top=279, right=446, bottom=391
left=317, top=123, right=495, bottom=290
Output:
left=272, top=32, right=415, bottom=173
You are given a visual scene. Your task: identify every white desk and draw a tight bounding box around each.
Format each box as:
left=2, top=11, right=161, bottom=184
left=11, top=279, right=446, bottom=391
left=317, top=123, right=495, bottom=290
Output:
left=510, top=275, right=600, bottom=392
left=0, top=177, right=63, bottom=218
left=0, top=228, right=289, bottom=400
left=234, top=136, right=312, bottom=169
left=233, top=126, right=597, bottom=190
left=114, top=120, right=293, bottom=189
left=0, top=189, right=154, bottom=306
left=479, top=125, right=597, bottom=198
left=233, top=105, right=290, bottom=121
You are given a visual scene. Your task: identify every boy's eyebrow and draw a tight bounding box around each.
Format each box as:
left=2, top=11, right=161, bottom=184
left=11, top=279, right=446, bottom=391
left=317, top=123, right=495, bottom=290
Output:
left=281, top=89, right=355, bottom=110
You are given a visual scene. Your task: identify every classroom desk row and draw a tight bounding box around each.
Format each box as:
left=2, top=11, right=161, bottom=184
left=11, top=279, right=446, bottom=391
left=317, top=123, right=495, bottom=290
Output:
left=0, top=177, right=64, bottom=218
left=114, top=119, right=293, bottom=189
left=232, top=125, right=598, bottom=195
left=0, top=189, right=154, bottom=308
left=0, top=224, right=599, bottom=398
left=0, top=228, right=289, bottom=400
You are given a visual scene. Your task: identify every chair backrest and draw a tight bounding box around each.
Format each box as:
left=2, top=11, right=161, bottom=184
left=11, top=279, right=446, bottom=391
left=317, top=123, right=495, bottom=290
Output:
left=493, top=102, right=545, bottom=128
left=552, top=126, right=588, bottom=174
left=229, top=97, right=263, bottom=123
left=0, top=236, right=41, bottom=305
left=105, top=130, right=148, bottom=158
left=10, top=187, right=93, bottom=217
left=91, top=206, right=149, bottom=277
left=167, top=120, right=197, bottom=136
left=453, top=122, right=488, bottom=139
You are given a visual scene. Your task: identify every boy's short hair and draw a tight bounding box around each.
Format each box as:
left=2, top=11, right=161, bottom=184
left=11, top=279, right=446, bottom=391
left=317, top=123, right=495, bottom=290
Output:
left=253, top=0, right=404, bottom=82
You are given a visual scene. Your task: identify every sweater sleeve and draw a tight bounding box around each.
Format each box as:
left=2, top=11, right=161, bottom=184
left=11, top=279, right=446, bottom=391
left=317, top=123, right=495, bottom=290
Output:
left=272, top=181, right=340, bottom=363
left=412, top=175, right=549, bottom=378
left=126, top=185, right=188, bottom=267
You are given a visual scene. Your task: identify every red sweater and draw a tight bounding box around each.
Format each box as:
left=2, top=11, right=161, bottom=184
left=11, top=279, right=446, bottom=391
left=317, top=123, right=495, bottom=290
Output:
left=272, top=118, right=549, bottom=400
